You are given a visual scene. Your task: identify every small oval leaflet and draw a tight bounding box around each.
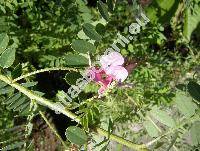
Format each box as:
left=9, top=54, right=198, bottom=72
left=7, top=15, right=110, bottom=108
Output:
left=0, top=47, right=16, bottom=68
left=0, top=33, right=9, bottom=54
left=71, top=40, right=96, bottom=54
left=83, top=23, right=102, bottom=42
left=65, top=126, right=88, bottom=146
left=97, top=1, right=109, bottom=21
left=187, top=81, right=200, bottom=102
left=65, top=54, right=88, bottom=66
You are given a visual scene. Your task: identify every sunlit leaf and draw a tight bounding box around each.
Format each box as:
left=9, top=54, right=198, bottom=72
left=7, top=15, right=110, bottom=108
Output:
left=190, top=121, right=200, bottom=146
left=64, top=54, right=88, bottom=66
left=174, top=92, right=197, bottom=118
left=0, top=47, right=16, bottom=68
left=150, top=106, right=176, bottom=128
left=0, top=33, right=9, bottom=54
left=65, top=126, right=88, bottom=146
left=71, top=40, right=96, bottom=54
left=183, top=3, right=200, bottom=41
left=143, top=120, right=159, bottom=137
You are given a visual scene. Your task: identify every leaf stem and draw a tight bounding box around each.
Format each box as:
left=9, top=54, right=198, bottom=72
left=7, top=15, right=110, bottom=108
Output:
left=12, top=67, right=78, bottom=82
left=39, top=111, right=68, bottom=149
left=146, top=115, right=199, bottom=147
left=0, top=74, right=147, bottom=151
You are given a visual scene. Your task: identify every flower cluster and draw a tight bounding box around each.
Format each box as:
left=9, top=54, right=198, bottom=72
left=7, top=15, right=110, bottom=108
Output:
left=89, top=52, right=128, bottom=94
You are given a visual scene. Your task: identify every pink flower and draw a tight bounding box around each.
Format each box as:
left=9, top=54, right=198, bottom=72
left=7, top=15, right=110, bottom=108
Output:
left=89, top=52, right=128, bottom=95
left=100, top=52, right=128, bottom=82
left=89, top=67, right=114, bottom=94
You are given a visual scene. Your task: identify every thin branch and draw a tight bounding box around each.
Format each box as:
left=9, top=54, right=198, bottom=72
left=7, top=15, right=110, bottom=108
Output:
left=39, top=111, right=68, bottom=149
left=145, top=115, right=199, bottom=147
left=0, top=74, right=147, bottom=151
left=12, top=67, right=78, bottom=82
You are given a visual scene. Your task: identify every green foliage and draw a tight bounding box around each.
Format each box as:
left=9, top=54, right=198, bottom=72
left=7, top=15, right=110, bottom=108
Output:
left=174, top=92, right=198, bottom=118
left=0, top=33, right=9, bottom=54
left=0, top=0, right=199, bottom=150
left=97, top=0, right=109, bottom=21
left=0, top=47, right=16, bottom=68
left=65, top=126, right=88, bottom=146
left=190, top=121, right=200, bottom=146
left=71, top=39, right=96, bottom=54
left=65, top=54, right=88, bottom=66
left=143, top=120, right=159, bottom=137
left=150, top=106, right=176, bottom=128
left=183, top=0, right=200, bottom=41
left=188, top=81, right=200, bottom=102
left=83, top=23, right=102, bottom=41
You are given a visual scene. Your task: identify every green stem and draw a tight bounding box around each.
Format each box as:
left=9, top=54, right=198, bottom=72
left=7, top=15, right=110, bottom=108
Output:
left=96, top=128, right=147, bottom=151
left=12, top=67, right=78, bottom=82
left=0, top=74, right=147, bottom=151
left=146, top=115, right=199, bottom=147
left=39, top=111, right=68, bottom=149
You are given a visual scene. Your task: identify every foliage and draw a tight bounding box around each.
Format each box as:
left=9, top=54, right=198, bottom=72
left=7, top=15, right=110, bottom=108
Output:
left=0, top=0, right=200, bottom=151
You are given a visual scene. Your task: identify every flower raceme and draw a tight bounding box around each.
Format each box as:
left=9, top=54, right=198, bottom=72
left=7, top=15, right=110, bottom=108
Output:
left=89, top=52, right=128, bottom=95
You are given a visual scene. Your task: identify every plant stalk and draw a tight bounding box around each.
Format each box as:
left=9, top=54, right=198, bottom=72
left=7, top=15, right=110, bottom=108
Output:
left=12, top=67, right=78, bottom=82
left=0, top=74, right=147, bottom=151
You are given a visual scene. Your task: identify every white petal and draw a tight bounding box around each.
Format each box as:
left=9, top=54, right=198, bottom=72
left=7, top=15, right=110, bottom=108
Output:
left=100, top=52, right=124, bottom=69
left=105, top=66, right=128, bottom=82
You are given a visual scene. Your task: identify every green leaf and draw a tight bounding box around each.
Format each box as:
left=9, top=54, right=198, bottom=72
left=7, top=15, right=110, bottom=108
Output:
left=0, top=33, right=9, bottom=54
left=188, top=81, right=200, bottom=102
left=71, top=40, right=96, bottom=54
left=7, top=96, right=27, bottom=110
left=4, top=93, right=21, bottom=105
left=65, top=126, right=88, bottom=146
left=1, top=141, right=25, bottom=151
left=143, top=120, right=159, bottom=137
left=107, top=0, right=114, bottom=12
left=11, top=64, right=22, bottom=79
left=21, top=81, right=38, bottom=88
left=65, top=72, right=82, bottom=85
left=150, top=106, right=176, bottom=128
left=0, top=47, right=16, bottom=68
left=174, top=92, right=198, bottom=118
left=97, top=1, right=109, bottom=21
left=190, top=121, right=200, bottom=146
left=0, top=86, right=14, bottom=95
left=83, top=23, right=102, bottom=42
left=183, top=3, right=200, bottom=41
left=95, top=23, right=106, bottom=34
left=64, top=54, right=88, bottom=66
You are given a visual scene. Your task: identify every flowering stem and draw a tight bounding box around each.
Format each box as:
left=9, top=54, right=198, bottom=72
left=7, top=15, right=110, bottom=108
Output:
left=12, top=67, right=78, bottom=82
left=0, top=74, right=147, bottom=151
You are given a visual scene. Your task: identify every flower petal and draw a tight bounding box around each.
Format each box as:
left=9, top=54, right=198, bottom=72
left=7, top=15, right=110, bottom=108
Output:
left=100, top=52, right=124, bottom=69
left=105, top=66, right=128, bottom=82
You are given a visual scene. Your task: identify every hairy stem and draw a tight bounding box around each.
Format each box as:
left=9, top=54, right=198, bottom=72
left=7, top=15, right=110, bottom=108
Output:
left=12, top=67, right=78, bottom=82
left=0, top=74, right=147, bottom=151
left=39, top=111, right=68, bottom=149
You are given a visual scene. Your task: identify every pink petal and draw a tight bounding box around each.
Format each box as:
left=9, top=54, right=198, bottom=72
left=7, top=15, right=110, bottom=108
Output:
left=100, top=52, right=124, bottom=69
left=105, top=66, right=128, bottom=82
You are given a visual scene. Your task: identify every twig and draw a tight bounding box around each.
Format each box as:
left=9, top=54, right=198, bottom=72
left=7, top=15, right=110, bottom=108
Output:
left=12, top=67, right=78, bottom=82
left=39, top=111, right=68, bottom=149
left=0, top=74, right=147, bottom=151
